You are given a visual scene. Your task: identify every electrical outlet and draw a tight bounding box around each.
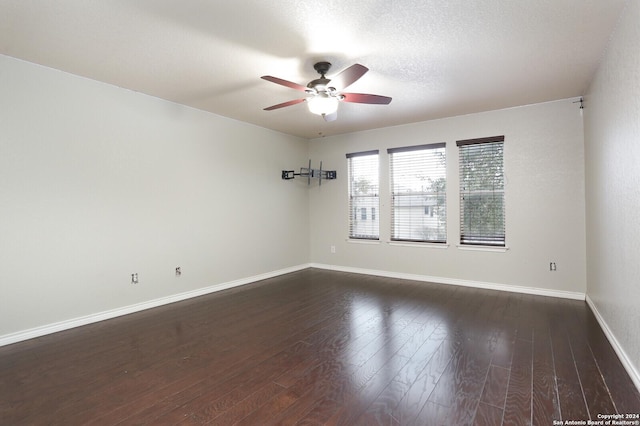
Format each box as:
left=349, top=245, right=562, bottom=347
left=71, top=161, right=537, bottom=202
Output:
left=330, top=245, right=336, bottom=254
left=131, top=273, right=139, bottom=284
left=175, top=267, right=182, bottom=277
left=549, top=262, right=557, bottom=272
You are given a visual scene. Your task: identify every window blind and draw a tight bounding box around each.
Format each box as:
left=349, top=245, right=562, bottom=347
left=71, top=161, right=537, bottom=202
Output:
left=457, top=136, right=505, bottom=246
left=388, top=143, right=446, bottom=243
left=347, top=150, right=379, bottom=240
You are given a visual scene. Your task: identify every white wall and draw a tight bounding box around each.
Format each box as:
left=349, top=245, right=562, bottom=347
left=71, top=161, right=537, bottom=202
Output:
left=309, top=99, right=586, bottom=295
left=0, top=55, right=309, bottom=338
left=584, top=1, right=640, bottom=382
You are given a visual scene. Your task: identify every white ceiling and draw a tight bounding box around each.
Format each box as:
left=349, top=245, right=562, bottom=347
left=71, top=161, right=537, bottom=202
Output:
left=0, top=0, right=626, bottom=139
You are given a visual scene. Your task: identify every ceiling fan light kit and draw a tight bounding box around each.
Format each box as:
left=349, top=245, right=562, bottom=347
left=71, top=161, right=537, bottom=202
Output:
left=307, top=93, right=339, bottom=116
left=261, top=62, right=391, bottom=121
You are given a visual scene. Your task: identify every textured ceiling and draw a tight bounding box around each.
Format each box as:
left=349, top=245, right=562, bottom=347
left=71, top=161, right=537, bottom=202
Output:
left=0, top=0, right=627, bottom=139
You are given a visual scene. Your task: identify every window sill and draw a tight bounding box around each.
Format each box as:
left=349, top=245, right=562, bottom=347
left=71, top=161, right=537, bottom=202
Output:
left=347, top=238, right=381, bottom=245
left=387, top=241, right=449, bottom=249
left=456, top=245, right=509, bottom=253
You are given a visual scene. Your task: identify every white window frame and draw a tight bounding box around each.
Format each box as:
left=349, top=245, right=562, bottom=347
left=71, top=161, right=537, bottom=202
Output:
left=457, top=136, right=505, bottom=247
left=388, top=143, right=447, bottom=243
left=347, top=150, right=379, bottom=240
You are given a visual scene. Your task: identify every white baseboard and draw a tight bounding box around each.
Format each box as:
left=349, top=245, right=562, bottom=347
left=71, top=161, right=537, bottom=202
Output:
left=585, top=295, right=640, bottom=392
left=309, top=263, right=586, bottom=300
left=0, top=263, right=588, bottom=348
left=6, top=263, right=634, bottom=393
left=0, top=264, right=311, bottom=347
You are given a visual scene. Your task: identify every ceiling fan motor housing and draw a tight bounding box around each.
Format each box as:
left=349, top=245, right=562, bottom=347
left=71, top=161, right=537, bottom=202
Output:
left=313, top=61, right=332, bottom=76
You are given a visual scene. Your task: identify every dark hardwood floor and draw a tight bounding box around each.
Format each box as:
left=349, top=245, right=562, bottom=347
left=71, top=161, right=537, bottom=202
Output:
left=1, top=268, right=639, bottom=425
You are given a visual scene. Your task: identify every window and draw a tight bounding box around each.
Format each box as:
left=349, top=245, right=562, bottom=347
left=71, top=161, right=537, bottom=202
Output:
left=457, top=136, right=505, bottom=246
left=347, top=150, right=379, bottom=239
left=388, top=143, right=447, bottom=243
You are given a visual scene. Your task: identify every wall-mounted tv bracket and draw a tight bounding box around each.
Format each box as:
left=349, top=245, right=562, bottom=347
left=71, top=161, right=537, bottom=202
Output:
left=282, top=160, right=336, bottom=186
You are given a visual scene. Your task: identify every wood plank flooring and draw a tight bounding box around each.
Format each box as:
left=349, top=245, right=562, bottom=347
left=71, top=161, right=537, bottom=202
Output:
left=1, top=268, right=639, bottom=425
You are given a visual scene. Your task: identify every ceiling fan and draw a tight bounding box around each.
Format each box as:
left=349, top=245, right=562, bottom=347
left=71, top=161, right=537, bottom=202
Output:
left=261, top=62, right=392, bottom=122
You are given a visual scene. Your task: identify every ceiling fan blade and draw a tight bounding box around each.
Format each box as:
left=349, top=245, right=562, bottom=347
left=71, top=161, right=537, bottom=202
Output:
left=261, top=75, right=308, bottom=92
left=263, top=98, right=306, bottom=111
left=330, top=64, right=368, bottom=90
left=323, top=111, right=338, bottom=122
left=341, top=93, right=392, bottom=105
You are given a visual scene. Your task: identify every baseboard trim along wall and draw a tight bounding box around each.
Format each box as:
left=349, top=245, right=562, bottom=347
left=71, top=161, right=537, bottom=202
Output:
left=0, top=263, right=589, bottom=348
left=310, top=263, right=586, bottom=301
left=0, top=264, right=311, bottom=347
left=586, top=295, right=640, bottom=392
left=5, top=263, right=636, bottom=393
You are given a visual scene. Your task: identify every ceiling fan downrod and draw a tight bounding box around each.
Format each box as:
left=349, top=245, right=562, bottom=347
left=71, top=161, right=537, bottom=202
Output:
left=308, top=62, right=333, bottom=92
